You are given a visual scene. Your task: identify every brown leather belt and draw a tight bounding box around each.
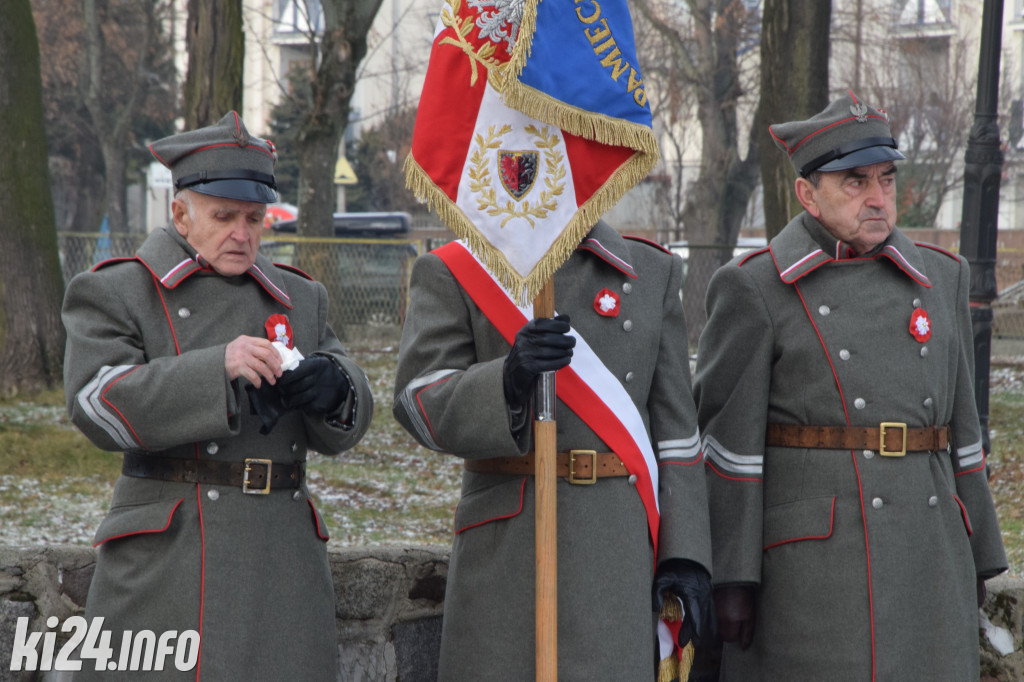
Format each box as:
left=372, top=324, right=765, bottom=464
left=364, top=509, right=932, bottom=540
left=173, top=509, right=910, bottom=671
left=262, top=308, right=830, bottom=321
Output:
left=464, top=450, right=627, bottom=485
left=765, top=423, right=950, bottom=457
left=122, top=452, right=304, bottom=494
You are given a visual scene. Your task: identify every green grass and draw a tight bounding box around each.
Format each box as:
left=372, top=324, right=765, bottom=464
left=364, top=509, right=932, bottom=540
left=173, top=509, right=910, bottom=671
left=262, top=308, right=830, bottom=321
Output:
left=3, top=337, right=1024, bottom=575
left=987, top=367, right=1024, bottom=575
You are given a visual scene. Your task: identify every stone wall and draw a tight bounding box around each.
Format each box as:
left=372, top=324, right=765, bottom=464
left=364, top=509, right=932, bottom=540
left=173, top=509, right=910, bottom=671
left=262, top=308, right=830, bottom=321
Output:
left=0, top=545, right=446, bottom=682
left=1, top=545, right=1021, bottom=681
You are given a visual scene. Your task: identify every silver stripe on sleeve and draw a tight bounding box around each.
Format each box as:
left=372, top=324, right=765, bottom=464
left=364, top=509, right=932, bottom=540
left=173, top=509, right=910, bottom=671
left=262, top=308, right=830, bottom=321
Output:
left=957, top=439, right=984, bottom=469
left=703, top=433, right=763, bottom=476
left=397, top=368, right=459, bottom=452
left=76, top=365, right=140, bottom=450
left=658, top=430, right=702, bottom=461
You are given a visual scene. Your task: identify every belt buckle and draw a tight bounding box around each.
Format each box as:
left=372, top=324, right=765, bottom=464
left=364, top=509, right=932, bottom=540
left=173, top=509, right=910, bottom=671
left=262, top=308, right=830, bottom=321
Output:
left=243, top=458, right=273, bottom=494
left=568, top=450, right=597, bottom=485
left=879, top=423, right=907, bottom=457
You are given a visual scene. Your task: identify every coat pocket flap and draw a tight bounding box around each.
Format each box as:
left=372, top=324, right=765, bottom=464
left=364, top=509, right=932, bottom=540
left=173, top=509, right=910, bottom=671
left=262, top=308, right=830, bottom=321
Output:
left=93, top=498, right=184, bottom=547
left=454, top=476, right=527, bottom=535
left=763, top=496, right=836, bottom=550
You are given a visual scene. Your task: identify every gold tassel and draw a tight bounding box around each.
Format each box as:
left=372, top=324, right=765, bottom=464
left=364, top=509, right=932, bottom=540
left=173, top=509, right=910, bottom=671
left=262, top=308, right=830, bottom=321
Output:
left=657, top=595, right=694, bottom=682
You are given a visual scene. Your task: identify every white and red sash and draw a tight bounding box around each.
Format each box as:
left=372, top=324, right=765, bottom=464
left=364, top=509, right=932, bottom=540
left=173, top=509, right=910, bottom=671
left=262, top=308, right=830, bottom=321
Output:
left=434, top=241, right=661, bottom=553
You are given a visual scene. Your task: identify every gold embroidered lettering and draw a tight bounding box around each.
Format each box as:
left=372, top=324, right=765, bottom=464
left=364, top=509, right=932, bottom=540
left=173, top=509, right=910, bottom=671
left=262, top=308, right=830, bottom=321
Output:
left=575, top=0, right=600, bottom=24
left=584, top=18, right=612, bottom=45
left=626, top=68, right=643, bottom=93
left=599, top=47, right=631, bottom=82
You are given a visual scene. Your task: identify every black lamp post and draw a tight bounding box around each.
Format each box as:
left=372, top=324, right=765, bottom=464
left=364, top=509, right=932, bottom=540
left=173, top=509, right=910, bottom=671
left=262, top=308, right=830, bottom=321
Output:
left=958, top=0, right=1004, bottom=462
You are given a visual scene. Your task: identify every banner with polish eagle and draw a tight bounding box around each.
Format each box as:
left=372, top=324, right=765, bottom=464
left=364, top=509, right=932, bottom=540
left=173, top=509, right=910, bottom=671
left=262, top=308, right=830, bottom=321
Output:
left=404, top=0, right=659, bottom=306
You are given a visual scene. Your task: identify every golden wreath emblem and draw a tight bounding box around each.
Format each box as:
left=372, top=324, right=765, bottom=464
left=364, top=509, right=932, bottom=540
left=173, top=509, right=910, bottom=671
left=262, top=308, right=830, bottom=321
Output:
left=468, top=123, right=567, bottom=228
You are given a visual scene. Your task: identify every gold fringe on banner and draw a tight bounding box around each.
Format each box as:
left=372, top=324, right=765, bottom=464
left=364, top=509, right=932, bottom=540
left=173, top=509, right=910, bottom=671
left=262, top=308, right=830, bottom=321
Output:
left=403, top=0, right=661, bottom=306
left=405, top=145, right=654, bottom=307
left=500, top=0, right=661, bottom=159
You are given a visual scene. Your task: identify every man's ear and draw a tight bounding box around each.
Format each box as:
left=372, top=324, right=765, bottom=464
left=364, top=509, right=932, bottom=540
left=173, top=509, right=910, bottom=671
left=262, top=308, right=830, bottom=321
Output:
left=171, top=197, right=190, bottom=237
left=794, top=177, right=820, bottom=218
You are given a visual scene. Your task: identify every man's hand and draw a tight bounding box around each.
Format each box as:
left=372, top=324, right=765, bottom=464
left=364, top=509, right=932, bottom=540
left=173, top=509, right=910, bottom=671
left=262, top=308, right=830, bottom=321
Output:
left=226, top=335, right=283, bottom=387
left=277, top=356, right=349, bottom=416
left=652, top=559, right=714, bottom=648
left=246, top=383, right=288, bottom=435
left=715, top=584, right=756, bottom=649
left=503, top=315, right=575, bottom=409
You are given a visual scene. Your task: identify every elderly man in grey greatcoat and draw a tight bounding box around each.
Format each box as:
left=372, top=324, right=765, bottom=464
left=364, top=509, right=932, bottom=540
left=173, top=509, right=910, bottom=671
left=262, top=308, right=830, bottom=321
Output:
left=62, top=112, right=373, bottom=681
left=694, top=90, right=1008, bottom=681
left=393, top=221, right=713, bottom=680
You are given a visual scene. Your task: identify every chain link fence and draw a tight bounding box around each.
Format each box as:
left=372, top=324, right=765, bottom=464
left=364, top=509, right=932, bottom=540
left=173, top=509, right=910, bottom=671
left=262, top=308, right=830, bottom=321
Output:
left=59, top=232, right=429, bottom=338
left=57, top=231, right=1024, bottom=346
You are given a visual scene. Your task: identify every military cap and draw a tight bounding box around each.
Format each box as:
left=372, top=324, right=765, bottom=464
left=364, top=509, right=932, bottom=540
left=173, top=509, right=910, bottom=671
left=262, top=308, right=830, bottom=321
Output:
left=769, top=90, right=905, bottom=178
left=149, top=111, right=278, bottom=203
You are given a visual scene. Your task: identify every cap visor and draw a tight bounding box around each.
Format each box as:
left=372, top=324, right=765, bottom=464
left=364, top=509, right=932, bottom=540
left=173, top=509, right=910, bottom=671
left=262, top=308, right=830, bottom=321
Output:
left=188, top=179, right=278, bottom=204
left=816, top=145, right=906, bottom=173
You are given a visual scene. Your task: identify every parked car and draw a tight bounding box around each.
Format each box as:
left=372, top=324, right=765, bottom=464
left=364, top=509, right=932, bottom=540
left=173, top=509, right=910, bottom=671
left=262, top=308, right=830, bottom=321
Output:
left=269, top=211, right=412, bottom=238
left=262, top=212, right=418, bottom=326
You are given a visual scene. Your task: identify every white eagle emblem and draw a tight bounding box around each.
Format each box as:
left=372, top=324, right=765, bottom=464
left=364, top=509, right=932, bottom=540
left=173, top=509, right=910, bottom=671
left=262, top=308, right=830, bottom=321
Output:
left=468, top=0, right=524, bottom=50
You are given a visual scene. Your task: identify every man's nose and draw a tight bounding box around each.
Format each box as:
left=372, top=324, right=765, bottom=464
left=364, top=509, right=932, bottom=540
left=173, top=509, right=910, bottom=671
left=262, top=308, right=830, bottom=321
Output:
left=229, top=219, right=250, bottom=241
left=864, top=177, right=887, bottom=207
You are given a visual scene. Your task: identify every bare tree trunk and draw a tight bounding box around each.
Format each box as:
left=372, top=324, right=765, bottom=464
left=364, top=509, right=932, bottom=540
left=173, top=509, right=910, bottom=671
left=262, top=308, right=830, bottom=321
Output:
left=0, top=0, right=66, bottom=395
left=285, top=0, right=383, bottom=333
left=639, top=0, right=761, bottom=345
left=83, top=0, right=158, bottom=233
left=184, top=0, right=244, bottom=128
left=758, top=0, right=831, bottom=240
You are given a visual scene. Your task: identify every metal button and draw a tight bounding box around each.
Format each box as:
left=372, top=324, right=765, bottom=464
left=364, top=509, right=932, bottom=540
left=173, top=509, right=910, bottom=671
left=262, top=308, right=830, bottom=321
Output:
left=913, top=298, right=922, bottom=308
left=923, top=397, right=933, bottom=408
left=854, top=398, right=866, bottom=410
left=623, top=320, right=633, bottom=332
left=920, top=346, right=928, bottom=357
left=625, top=371, right=635, bottom=383
left=622, top=282, right=633, bottom=294
left=863, top=450, right=874, bottom=459
left=818, top=305, right=830, bottom=316
left=207, top=489, right=220, bottom=501
left=292, top=491, right=303, bottom=501
left=928, top=496, right=938, bottom=507
left=872, top=497, right=883, bottom=509
left=839, top=349, right=851, bottom=361
left=627, top=474, right=638, bottom=486
left=178, top=307, right=191, bottom=319
left=206, top=442, right=219, bottom=455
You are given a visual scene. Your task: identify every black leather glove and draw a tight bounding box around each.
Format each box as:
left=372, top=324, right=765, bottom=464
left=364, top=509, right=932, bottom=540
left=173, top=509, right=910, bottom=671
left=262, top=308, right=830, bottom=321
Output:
left=714, top=584, right=756, bottom=649
left=977, top=575, right=987, bottom=608
left=652, top=559, right=714, bottom=647
left=502, top=315, right=575, bottom=408
left=277, top=356, right=350, bottom=416
left=245, top=382, right=288, bottom=435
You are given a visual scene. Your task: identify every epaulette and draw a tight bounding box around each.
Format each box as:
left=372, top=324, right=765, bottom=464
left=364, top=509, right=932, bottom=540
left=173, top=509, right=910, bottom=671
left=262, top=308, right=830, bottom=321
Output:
left=623, top=235, right=671, bottom=254
left=739, top=247, right=771, bottom=267
left=273, top=262, right=315, bottom=281
left=91, top=256, right=139, bottom=272
left=915, top=242, right=960, bottom=262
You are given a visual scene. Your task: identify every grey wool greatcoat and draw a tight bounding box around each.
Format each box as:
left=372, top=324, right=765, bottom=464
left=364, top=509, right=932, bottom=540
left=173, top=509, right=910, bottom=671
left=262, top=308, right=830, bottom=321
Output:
left=392, top=221, right=712, bottom=681
left=694, top=213, right=1008, bottom=682
left=62, top=228, right=373, bottom=681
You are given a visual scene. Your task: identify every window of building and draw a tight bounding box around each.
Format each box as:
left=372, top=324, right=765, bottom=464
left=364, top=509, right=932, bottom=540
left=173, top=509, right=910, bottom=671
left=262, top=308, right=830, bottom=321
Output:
left=893, top=0, right=952, bottom=27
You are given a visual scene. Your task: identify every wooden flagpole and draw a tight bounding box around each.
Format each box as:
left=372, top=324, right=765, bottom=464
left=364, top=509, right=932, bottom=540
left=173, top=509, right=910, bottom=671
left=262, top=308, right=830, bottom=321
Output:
left=533, top=279, right=557, bottom=681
